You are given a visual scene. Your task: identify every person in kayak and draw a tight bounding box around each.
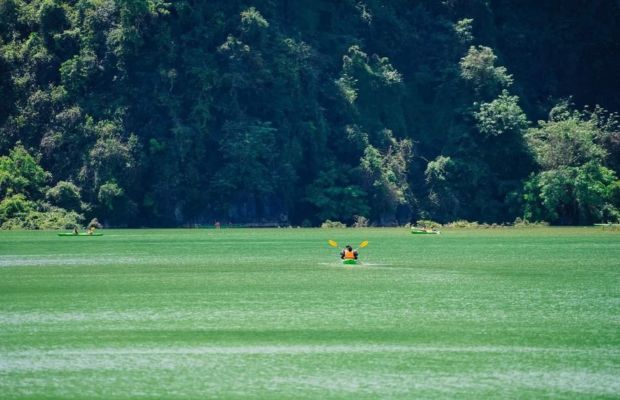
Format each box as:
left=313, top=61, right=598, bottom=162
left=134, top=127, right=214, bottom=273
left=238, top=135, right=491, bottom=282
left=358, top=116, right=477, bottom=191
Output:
left=340, top=245, right=358, bottom=261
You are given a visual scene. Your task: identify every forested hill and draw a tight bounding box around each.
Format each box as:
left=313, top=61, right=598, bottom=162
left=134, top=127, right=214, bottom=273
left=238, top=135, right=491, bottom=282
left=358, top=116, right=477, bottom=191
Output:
left=1, top=0, right=619, bottom=228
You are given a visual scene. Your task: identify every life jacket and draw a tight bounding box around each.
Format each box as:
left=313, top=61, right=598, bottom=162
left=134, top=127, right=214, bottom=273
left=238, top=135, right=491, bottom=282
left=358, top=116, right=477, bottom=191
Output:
left=343, top=249, right=356, bottom=259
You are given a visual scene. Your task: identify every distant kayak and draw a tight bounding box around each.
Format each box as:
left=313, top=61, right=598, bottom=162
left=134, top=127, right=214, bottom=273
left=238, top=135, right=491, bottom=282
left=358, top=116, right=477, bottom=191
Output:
left=58, top=233, right=103, bottom=236
left=342, top=259, right=358, bottom=265
left=411, top=229, right=440, bottom=235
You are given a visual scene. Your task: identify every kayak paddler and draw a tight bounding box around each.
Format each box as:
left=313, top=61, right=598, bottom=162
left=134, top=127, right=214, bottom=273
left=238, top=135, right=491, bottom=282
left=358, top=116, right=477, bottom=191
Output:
left=340, top=245, right=358, bottom=261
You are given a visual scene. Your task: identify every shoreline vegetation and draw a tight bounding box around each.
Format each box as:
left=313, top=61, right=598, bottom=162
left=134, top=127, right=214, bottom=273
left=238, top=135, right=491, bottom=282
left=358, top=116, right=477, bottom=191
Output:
left=1, top=2, right=618, bottom=229
left=20, top=220, right=620, bottom=232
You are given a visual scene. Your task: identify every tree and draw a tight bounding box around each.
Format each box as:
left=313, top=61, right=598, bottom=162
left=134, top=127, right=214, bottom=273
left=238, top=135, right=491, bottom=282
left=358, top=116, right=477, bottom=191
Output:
left=80, top=118, right=138, bottom=196
left=304, top=161, right=370, bottom=225
left=46, top=180, right=82, bottom=211
left=524, top=163, right=619, bottom=225
left=0, top=144, right=50, bottom=199
left=211, top=119, right=295, bottom=221
left=474, top=90, right=528, bottom=137
left=1, top=0, right=619, bottom=227
left=336, top=45, right=406, bottom=136
left=0, top=193, right=35, bottom=223
left=524, top=103, right=619, bottom=224
left=360, top=130, right=412, bottom=224
left=0, top=144, right=85, bottom=229
left=424, top=155, right=461, bottom=221
left=460, top=45, right=513, bottom=100
left=526, top=105, right=607, bottom=170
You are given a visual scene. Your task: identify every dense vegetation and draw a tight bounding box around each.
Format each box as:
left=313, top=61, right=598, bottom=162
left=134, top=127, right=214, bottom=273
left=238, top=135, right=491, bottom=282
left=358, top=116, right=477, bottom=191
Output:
left=1, top=0, right=619, bottom=227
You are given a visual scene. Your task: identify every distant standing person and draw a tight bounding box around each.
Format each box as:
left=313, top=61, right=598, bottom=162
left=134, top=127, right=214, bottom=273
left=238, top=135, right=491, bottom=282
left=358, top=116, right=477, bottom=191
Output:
left=340, top=245, right=358, bottom=260
left=215, top=221, right=221, bottom=229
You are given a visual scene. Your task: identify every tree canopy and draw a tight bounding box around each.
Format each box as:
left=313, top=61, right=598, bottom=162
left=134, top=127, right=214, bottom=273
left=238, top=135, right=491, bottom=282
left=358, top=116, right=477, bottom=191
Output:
left=1, top=0, right=619, bottom=227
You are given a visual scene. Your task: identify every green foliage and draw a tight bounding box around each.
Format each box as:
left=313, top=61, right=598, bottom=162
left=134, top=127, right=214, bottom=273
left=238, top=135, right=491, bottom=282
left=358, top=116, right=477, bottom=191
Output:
left=0, top=0, right=19, bottom=38
left=524, top=163, right=619, bottom=225
left=336, top=74, right=358, bottom=104
left=46, top=180, right=81, bottom=211
left=415, top=219, right=441, bottom=229
left=352, top=215, right=369, bottom=228
left=0, top=144, right=50, bottom=199
left=240, top=7, right=269, bottom=31
left=360, top=130, right=412, bottom=222
left=425, top=156, right=455, bottom=185
left=0, top=190, right=83, bottom=230
left=454, top=18, right=474, bottom=44
left=526, top=105, right=608, bottom=170
left=337, top=45, right=403, bottom=115
left=445, top=219, right=479, bottom=228
left=1, top=207, right=83, bottom=229
left=610, top=180, right=620, bottom=211
left=38, top=0, right=69, bottom=35
left=424, top=155, right=460, bottom=221
left=0, top=0, right=618, bottom=226
left=60, top=51, right=97, bottom=95
left=97, top=180, right=123, bottom=211
left=0, top=193, right=35, bottom=222
left=40, top=105, right=88, bottom=179
left=574, top=163, right=618, bottom=223
left=460, top=46, right=513, bottom=98
left=475, top=90, right=528, bottom=137
left=512, top=217, right=549, bottom=227
left=523, top=103, right=619, bottom=224
left=0, top=143, right=84, bottom=228
left=211, top=120, right=287, bottom=209
left=83, top=119, right=138, bottom=188
left=96, top=179, right=136, bottom=226
left=320, top=219, right=346, bottom=228
left=305, top=165, right=370, bottom=225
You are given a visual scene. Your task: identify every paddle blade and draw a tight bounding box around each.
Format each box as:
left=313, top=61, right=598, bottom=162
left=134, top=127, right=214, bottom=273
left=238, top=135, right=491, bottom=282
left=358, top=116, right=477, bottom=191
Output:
left=359, top=240, right=369, bottom=248
left=328, top=240, right=338, bottom=248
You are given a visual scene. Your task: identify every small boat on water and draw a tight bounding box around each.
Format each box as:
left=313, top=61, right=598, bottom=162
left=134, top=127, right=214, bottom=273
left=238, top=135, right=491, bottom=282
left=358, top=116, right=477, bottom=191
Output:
left=411, top=228, right=440, bottom=235
left=58, top=233, right=103, bottom=236
left=342, top=259, right=358, bottom=265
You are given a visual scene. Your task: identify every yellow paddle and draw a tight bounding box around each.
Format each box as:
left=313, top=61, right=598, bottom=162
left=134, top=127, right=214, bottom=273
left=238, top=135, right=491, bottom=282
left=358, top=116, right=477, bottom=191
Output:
left=329, top=240, right=368, bottom=249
